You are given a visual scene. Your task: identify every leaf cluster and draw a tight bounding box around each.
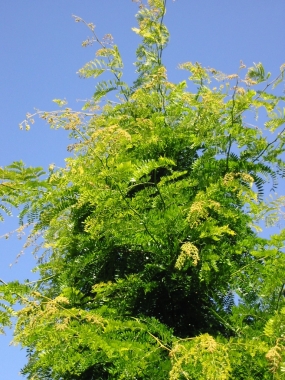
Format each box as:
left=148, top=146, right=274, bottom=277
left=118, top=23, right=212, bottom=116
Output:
left=1, top=1, right=285, bottom=378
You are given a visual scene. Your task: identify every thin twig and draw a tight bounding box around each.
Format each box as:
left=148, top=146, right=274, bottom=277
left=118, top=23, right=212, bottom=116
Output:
left=148, top=332, right=171, bottom=352
left=252, top=127, right=285, bottom=163
left=116, top=183, right=162, bottom=251
left=23, top=275, right=57, bottom=285
left=230, top=256, right=267, bottom=277
left=276, top=283, right=285, bottom=312
left=73, top=15, right=129, bottom=101
left=225, top=77, right=239, bottom=173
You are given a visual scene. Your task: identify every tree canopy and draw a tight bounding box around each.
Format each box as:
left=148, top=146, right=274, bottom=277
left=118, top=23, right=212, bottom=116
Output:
left=1, top=0, right=285, bottom=378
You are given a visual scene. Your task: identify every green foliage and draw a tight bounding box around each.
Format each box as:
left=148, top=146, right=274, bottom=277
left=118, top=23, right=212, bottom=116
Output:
left=1, top=0, right=285, bottom=378
left=0, top=161, right=45, bottom=221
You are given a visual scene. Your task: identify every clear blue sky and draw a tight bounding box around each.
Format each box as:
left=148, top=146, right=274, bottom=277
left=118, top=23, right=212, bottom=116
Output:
left=1, top=1, right=285, bottom=378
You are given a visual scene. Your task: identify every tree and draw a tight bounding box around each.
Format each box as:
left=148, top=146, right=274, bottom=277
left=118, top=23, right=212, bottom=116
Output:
left=1, top=0, right=285, bottom=378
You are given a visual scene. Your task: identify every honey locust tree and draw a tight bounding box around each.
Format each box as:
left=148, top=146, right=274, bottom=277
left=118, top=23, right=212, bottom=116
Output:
left=1, top=0, right=285, bottom=378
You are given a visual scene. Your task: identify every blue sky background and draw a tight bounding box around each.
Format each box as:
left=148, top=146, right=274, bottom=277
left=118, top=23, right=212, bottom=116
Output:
left=1, top=0, right=285, bottom=378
